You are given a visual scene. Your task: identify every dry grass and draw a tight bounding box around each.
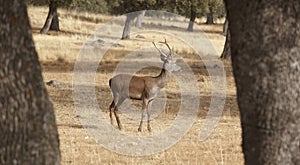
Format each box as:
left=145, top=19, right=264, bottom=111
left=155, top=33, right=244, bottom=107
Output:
left=28, top=6, right=243, bottom=165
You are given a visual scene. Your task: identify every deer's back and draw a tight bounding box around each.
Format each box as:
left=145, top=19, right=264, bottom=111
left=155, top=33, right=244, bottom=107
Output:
left=109, top=74, right=152, bottom=99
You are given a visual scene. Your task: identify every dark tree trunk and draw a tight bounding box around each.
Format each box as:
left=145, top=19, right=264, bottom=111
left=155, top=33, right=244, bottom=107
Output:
left=205, top=6, right=214, bottom=24
left=122, top=13, right=137, bottom=39
left=0, top=1, right=60, bottom=164
left=135, top=10, right=146, bottom=28
left=225, top=0, right=300, bottom=164
left=220, top=28, right=231, bottom=59
left=50, top=11, right=59, bottom=31
left=187, top=8, right=197, bottom=32
left=40, top=0, right=60, bottom=34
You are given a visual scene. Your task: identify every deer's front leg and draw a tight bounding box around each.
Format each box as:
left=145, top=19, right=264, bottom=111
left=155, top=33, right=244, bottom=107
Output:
left=138, top=98, right=148, bottom=132
left=146, top=99, right=153, bottom=132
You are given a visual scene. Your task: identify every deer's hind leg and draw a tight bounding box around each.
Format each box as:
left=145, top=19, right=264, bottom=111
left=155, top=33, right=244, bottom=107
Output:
left=138, top=97, right=149, bottom=132
left=111, top=94, right=125, bottom=130
left=109, top=100, right=115, bottom=125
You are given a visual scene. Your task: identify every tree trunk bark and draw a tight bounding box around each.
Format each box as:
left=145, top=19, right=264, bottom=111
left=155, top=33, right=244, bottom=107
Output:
left=40, top=0, right=59, bottom=34
left=225, top=0, right=300, bottom=164
left=187, top=9, right=197, bottom=32
left=0, top=1, right=60, bottom=164
left=220, top=28, right=231, bottom=59
left=49, top=8, right=59, bottom=31
left=205, top=6, right=214, bottom=24
left=135, top=10, right=146, bottom=28
left=121, top=13, right=137, bottom=39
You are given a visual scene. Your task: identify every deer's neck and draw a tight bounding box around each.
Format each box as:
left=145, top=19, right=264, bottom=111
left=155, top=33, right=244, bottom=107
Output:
left=155, top=67, right=172, bottom=88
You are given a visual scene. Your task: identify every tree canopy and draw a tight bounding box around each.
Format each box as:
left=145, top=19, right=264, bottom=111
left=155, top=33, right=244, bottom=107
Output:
left=27, top=0, right=225, bottom=20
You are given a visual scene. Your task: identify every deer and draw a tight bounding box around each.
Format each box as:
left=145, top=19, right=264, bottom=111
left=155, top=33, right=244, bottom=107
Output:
left=108, top=39, right=181, bottom=132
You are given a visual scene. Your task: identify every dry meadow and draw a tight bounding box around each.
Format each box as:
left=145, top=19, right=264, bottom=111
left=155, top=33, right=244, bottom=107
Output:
left=28, top=6, right=243, bottom=165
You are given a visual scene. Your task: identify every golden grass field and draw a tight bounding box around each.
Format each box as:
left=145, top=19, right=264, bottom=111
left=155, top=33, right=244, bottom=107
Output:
left=28, top=6, right=243, bottom=165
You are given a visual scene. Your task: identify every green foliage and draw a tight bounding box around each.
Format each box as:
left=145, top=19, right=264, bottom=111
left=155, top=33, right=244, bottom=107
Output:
left=215, top=1, right=225, bottom=18
left=27, top=0, right=108, bottom=14
left=26, top=0, right=48, bottom=6
left=190, top=0, right=208, bottom=17
left=68, top=0, right=108, bottom=13
left=107, top=0, right=159, bottom=15
left=26, top=0, right=225, bottom=18
left=165, top=0, right=214, bottom=18
left=207, top=0, right=225, bottom=18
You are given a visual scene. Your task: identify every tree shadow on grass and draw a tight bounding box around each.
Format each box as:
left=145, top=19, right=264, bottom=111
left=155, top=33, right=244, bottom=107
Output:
left=31, top=26, right=92, bottom=37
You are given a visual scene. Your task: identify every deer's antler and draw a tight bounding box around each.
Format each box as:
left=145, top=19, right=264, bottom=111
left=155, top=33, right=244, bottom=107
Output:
left=152, top=42, right=168, bottom=57
left=159, top=38, right=172, bottom=57
left=153, top=38, right=173, bottom=58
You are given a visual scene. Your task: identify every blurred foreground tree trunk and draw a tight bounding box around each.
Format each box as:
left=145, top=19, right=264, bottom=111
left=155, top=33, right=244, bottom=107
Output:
left=40, top=0, right=60, bottom=34
left=0, top=0, right=61, bottom=164
left=226, top=0, right=300, bottom=164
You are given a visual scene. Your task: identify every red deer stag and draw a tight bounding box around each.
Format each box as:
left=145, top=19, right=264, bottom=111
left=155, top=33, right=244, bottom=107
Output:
left=109, top=39, right=181, bottom=132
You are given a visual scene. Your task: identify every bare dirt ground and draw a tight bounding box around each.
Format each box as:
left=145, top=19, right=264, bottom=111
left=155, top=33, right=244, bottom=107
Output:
left=28, top=6, right=243, bottom=165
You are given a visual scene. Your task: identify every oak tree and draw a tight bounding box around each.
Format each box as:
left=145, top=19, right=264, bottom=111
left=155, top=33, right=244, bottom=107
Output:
left=0, top=0, right=61, bottom=164
left=226, top=0, right=300, bottom=164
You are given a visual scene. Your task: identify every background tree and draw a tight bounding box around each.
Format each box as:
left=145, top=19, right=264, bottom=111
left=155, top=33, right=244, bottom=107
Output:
left=205, top=0, right=223, bottom=24
left=186, top=0, right=207, bottom=31
left=107, top=0, right=159, bottom=39
left=220, top=17, right=230, bottom=59
left=40, top=0, right=60, bottom=34
left=135, top=10, right=146, bottom=28
left=220, top=28, right=230, bottom=59
left=226, top=0, right=300, bottom=164
left=122, top=12, right=139, bottom=39
left=222, top=17, right=228, bottom=35
left=39, top=0, right=108, bottom=34
left=168, top=0, right=224, bottom=31
left=28, top=0, right=108, bottom=13
left=161, top=0, right=208, bottom=32
left=67, top=0, right=108, bottom=13
left=0, top=0, right=60, bottom=164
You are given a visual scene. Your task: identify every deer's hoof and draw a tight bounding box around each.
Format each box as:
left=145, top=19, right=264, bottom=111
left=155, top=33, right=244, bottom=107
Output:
left=138, top=127, right=142, bottom=132
left=147, top=126, right=151, bottom=132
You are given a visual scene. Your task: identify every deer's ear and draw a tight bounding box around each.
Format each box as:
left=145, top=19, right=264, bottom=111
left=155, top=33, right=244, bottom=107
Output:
left=160, top=54, right=167, bottom=62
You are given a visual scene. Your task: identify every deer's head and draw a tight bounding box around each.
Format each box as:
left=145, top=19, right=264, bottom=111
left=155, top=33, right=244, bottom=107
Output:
left=153, top=39, right=181, bottom=73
